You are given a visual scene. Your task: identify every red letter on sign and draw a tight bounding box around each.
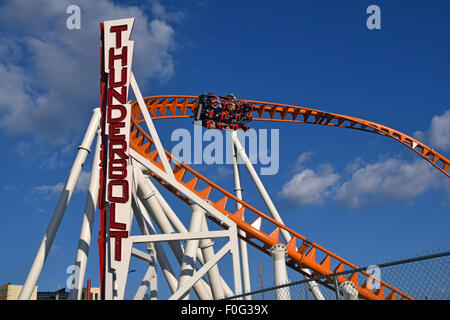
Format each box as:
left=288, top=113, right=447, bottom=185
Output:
left=109, top=202, right=127, bottom=230
left=108, top=105, right=127, bottom=123
left=109, top=122, right=126, bottom=141
left=109, top=67, right=127, bottom=88
left=109, top=140, right=129, bottom=160
left=110, top=25, right=128, bottom=48
left=110, top=230, right=129, bottom=261
left=108, top=179, right=129, bottom=203
left=109, top=159, right=127, bottom=179
left=108, top=87, right=127, bottom=105
left=109, top=46, right=127, bottom=68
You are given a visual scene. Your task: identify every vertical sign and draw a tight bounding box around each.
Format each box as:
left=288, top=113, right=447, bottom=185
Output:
left=99, top=18, right=135, bottom=300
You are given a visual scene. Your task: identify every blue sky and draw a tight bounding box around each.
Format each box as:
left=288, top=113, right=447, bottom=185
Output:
left=0, top=0, right=449, bottom=299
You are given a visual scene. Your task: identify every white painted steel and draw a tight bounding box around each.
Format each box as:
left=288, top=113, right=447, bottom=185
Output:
left=69, top=128, right=102, bottom=300
left=199, top=215, right=225, bottom=299
left=135, top=168, right=212, bottom=300
left=231, top=132, right=325, bottom=300
left=141, top=175, right=234, bottom=297
left=169, top=241, right=232, bottom=300
left=271, top=244, right=291, bottom=300
left=231, top=134, right=252, bottom=300
left=132, top=231, right=231, bottom=243
left=134, top=264, right=157, bottom=300
left=19, top=108, right=101, bottom=300
left=177, top=204, right=205, bottom=300
left=130, top=149, right=242, bottom=298
left=131, top=247, right=153, bottom=262
left=130, top=72, right=174, bottom=179
left=339, top=281, right=359, bottom=300
left=132, top=194, right=179, bottom=294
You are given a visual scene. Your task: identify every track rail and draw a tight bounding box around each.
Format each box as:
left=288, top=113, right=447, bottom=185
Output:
left=132, top=95, right=450, bottom=178
left=126, top=95, right=448, bottom=300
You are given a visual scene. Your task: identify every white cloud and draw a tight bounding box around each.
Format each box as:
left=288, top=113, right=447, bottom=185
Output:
left=39, top=152, right=67, bottom=170
left=151, top=1, right=185, bottom=23
left=292, top=151, right=314, bottom=172
left=31, top=182, right=65, bottom=200
left=0, top=0, right=178, bottom=145
left=413, top=109, right=450, bottom=152
left=1, top=185, right=17, bottom=191
left=30, top=169, right=91, bottom=200
left=15, top=141, right=32, bottom=158
left=279, top=152, right=449, bottom=209
left=334, top=158, right=441, bottom=209
left=214, top=166, right=233, bottom=180
left=278, top=163, right=340, bottom=207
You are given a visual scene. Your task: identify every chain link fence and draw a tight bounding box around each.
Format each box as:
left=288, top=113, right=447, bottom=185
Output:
left=226, top=250, right=450, bottom=300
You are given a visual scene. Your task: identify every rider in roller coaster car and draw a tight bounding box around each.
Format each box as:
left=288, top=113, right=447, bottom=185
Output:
left=196, top=93, right=253, bottom=131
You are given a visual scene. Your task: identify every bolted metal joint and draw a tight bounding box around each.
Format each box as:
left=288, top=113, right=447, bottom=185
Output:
left=199, top=239, right=214, bottom=249
left=339, top=281, right=359, bottom=300
left=140, top=189, right=156, bottom=200
left=270, top=243, right=288, bottom=258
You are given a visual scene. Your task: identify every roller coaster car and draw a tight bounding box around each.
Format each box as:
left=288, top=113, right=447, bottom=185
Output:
left=194, top=93, right=253, bottom=131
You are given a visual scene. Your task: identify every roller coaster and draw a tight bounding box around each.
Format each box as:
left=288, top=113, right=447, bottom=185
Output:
left=17, top=18, right=449, bottom=301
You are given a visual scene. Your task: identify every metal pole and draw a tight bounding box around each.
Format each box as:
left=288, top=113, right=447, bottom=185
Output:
left=132, top=194, right=178, bottom=294
left=68, top=128, right=101, bottom=300
left=142, top=174, right=234, bottom=298
left=177, top=204, right=205, bottom=300
left=135, top=168, right=212, bottom=300
left=19, top=108, right=101, bottom=300
left=232, top=131, right=290, bottom=241
left=86, top=279, right=91, bottom=300
left=231, top=138, right=252, bottom=299
left=199, top=214, right=225, bottom=299
left=231, top=132, right=325, bottom=300
left=334, top=276, right=341, bottom=300
left=271, top=244, right=291, bottom=300
left=134, top=264, right=157, bottom=300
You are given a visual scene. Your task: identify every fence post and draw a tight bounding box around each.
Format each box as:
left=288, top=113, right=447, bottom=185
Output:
left=271, top=244, right=291, bottom=300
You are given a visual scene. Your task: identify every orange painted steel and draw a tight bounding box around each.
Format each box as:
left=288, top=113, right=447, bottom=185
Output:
left=129, top=117, right=412, bottom=300
left=125, top=96, right=450, bottom=300
left=133, top=95, right=450, bottom=178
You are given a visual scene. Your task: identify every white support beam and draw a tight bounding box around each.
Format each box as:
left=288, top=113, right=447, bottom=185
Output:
left=131, top=193, right=179, bottom=294
left=169, top=241, right=231, bottom=300
left=142, top=175, right=234, bottom=297
left=271, top=244, right=291, bottom=300
left=176, top=204, right=205, bottom=300
left=19, top=108, right=101, bottom=300
left=131, top=247, right=154, bottom=263
left=132, top=231, right=231, bottom=243
left=134, top=264, right=157, bottom=300
left=131, top=153, right=242, bottom=298
left=199, top=214, right=225, bottom=300
left=231, top=132, right=325, bottom=300
left=130, top=73, right=174, bottom=180
left=134, top=167, right=213, bottom=300
left=131, top=150, right=236, bottom=230
left=69, top=128, right=102, bottom=300
left=231, top=133, right=251, bottom=299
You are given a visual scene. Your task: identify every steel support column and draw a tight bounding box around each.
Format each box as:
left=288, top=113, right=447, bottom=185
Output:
left=69, top=128, right=102, bottom=300
left=19, top=108, right=100, bottom=300
left=232, top=132, right=325, bottom=300
left=231, top=133, right=252, bottom=299
left=271, top=244, right=291, bottom=300
left=135, top=168, right=212, bottom=299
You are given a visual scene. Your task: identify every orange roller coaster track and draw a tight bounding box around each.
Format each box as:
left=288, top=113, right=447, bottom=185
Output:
left=129, top=95, right=450, bottom=301
left=133, top=95, right=450, bottom=178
